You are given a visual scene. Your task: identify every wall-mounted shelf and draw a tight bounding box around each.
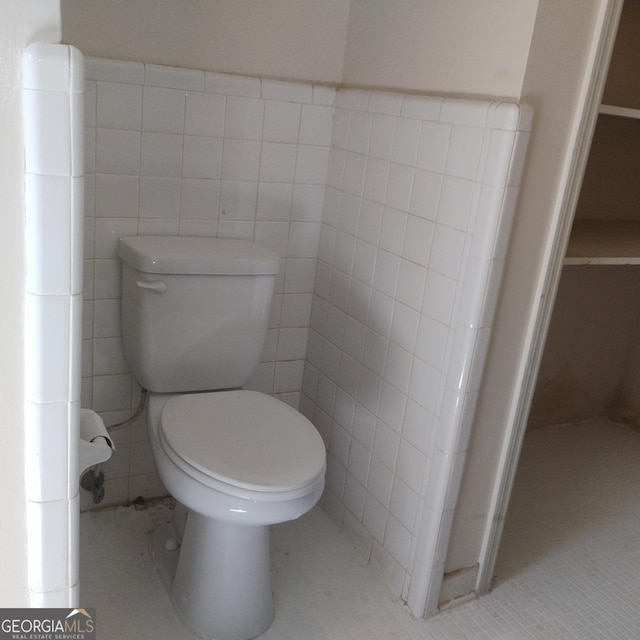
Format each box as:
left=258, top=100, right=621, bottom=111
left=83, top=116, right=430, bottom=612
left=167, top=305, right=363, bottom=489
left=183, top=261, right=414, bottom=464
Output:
left=599, top=104, right=640, bottom=119
left=564, top=220, right=640, bottom=265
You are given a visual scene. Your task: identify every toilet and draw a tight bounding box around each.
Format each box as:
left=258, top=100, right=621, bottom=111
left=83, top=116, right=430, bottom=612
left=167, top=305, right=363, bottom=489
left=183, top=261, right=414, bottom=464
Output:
left=117, top=236, right=326, bottom=640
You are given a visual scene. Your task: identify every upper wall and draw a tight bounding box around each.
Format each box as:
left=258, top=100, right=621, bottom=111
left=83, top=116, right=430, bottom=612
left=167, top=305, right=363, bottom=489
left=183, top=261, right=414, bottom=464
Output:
left=61, top=0, right=539, bottom=97
left=61, top=0, right=350, bottom=84
left=343, top=0, right=539, bottom=98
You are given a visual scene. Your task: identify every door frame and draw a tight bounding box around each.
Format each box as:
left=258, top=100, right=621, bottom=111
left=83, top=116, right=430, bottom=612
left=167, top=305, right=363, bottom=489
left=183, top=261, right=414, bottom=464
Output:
left=476, top=0, right=624, bottom=594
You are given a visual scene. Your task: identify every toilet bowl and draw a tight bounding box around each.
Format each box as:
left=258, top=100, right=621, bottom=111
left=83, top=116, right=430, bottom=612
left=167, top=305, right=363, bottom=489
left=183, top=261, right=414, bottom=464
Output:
left=147, top=391, right=325, bottom=640
left=117, top=236, right=326, bottom=640
left=152, top=391, right=325, bottom=525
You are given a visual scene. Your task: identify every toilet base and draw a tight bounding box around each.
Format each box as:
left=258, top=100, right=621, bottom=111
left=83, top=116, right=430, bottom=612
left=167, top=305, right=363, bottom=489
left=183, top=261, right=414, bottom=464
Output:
left=150, top=522, right=180, bottom=594
left=151, top=511, right=274, bottom=640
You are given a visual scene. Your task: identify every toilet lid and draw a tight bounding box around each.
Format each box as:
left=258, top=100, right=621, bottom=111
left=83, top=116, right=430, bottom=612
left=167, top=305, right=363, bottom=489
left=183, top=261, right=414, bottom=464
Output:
left=159, top=390, right=326, bottom=493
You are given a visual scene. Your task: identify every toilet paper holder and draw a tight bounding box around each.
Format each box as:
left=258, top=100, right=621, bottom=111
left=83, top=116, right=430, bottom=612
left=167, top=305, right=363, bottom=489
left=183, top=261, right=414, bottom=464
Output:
left=79, top=408, right=115, bottom=477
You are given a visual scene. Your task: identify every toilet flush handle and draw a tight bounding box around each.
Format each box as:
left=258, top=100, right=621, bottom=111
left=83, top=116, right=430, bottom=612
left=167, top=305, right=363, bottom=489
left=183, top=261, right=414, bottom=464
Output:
left=136, top=280, right=167, bottom=294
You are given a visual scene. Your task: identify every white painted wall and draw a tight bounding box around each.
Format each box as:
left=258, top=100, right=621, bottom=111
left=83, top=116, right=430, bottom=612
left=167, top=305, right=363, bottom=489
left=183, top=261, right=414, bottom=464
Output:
left=61, top=0, right=350, bottom=84
left=0, top=0, right=61, bottom=605
left=61, top=0, right=538, bottom=97
left=342, top=0, right=538, bottom=97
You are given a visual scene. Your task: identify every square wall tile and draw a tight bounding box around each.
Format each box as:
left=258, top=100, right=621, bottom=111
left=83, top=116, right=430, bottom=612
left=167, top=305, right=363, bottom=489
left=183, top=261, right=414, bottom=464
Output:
left=182, top=136, right=223, bottom=180
left=402, top=399, right=433, bottom=455
left=437, top=176, right=475, bottom=231
left=222, top=139, right=261, bottom=181
left=225, top=96, right=265, bottom=140
left=390, top=477, right=419, bottom=531
left=142, top=86, right=186, bottom=134
left=220, top=181, right=258, bottom=220
left=139, top=177, right=181, bottom=218
left=300, top=105, right=334, bottom=146
left=368, top=114, right=396, bottom=160
left=274, top=360, right=305, bottom=393
left=185, top=92, right=225, bottom=137
left=93, top=298, right=121, bottom=338
left=277, top=327, right=309, bottom=361
left=391, top=118, right=421, bottom=166
left=417, top=122, right=450, bottom=173
left=92, top=374, right=133, bottom=413
left=445, top=125, right=485, bottom=180
left=352, top=402, right=376, bottom=451
left=386, top=163, right=414, bottom=212
left=295, top=145, right=330, bottom=185
left=96, top=129, right=141, bottom=175
left=348, top=438, right=372, bottom=486
left=93, top=337, right=129, bottom=375
left=95, top=174, right=140, bottom=218
left=97, top=82, right=142, bottom=130
left=94, top=217, right=139, bottom=259
left=395, top=439, right=426, bottom=494
left=363, top=493, right=389, bottom=543
left=260, top=142, right=297, bottom=183
left=264, top=101, right=302, bottom=143
left=180, top=178, right=221, bottom=220
left=383, top=513, right=412, bottom=569
left=141, top=132, right=183, bottom=177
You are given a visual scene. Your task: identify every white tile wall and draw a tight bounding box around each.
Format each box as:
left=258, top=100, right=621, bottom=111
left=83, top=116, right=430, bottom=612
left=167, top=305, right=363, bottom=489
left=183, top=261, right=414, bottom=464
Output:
left=81, top=57, right=532, bottom=615
left=300, top=91, right=532, bottom=615
left=23, top=43, right=85, bottom=607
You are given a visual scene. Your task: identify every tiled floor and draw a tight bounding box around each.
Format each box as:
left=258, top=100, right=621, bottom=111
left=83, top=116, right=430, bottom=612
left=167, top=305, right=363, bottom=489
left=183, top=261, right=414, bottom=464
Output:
left=80, top=418, right=640, bottom=639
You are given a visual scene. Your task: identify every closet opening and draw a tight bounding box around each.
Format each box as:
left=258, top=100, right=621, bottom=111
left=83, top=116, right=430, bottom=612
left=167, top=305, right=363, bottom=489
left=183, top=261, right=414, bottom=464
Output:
left=492, top=0, right=640, bottom=599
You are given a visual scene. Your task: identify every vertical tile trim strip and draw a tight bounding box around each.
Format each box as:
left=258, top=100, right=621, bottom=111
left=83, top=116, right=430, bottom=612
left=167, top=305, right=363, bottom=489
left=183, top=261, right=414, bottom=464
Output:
left=23, top=42, right=85, bottom=607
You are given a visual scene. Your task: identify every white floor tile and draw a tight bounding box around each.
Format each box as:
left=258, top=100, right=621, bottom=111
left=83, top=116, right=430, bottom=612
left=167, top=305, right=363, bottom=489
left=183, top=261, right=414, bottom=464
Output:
left=80, top=418, right=640, bottom=639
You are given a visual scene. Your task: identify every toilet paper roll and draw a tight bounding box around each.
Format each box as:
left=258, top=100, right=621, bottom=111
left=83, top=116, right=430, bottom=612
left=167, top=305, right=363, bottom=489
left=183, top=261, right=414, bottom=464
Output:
left=80, top=408, right=115, bottom=450
left=79, top=409, right=115, bottom=476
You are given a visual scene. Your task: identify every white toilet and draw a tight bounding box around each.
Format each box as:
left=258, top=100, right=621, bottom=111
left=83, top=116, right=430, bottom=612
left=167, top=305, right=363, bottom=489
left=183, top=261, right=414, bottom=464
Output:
left=117, top=236, right=326, bottom=640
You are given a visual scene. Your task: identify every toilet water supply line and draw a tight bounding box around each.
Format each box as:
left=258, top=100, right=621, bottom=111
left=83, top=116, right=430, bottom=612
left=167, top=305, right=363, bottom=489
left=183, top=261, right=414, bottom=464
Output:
left=85, top=388, right=149, bottom=498
left=107, top=387, right=149, bottom=434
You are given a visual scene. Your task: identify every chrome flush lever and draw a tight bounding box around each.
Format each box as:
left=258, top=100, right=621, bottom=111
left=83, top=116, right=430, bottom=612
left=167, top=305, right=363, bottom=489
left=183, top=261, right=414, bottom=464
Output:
left=136, top=280, right=167, bottom=293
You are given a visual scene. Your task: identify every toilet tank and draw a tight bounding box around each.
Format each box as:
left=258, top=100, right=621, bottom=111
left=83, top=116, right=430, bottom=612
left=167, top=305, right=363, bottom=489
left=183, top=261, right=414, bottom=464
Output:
left=117, top=236, right=279, bottom=393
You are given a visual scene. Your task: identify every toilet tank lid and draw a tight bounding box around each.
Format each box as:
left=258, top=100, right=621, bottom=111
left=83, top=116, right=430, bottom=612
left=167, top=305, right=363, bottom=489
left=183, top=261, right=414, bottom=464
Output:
left=117, top=236, right=280, bottom=275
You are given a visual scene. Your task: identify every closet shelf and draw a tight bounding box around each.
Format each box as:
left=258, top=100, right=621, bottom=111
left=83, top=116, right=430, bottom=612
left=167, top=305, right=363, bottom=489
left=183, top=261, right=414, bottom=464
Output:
left=565, top=220, right=640, bottom=265
left=599, top=104, right=640, bottom=119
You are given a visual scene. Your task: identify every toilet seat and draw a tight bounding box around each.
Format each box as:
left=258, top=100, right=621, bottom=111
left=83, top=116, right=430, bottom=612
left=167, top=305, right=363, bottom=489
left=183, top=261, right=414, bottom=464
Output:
left=159, top=390, right=326, bottom=498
